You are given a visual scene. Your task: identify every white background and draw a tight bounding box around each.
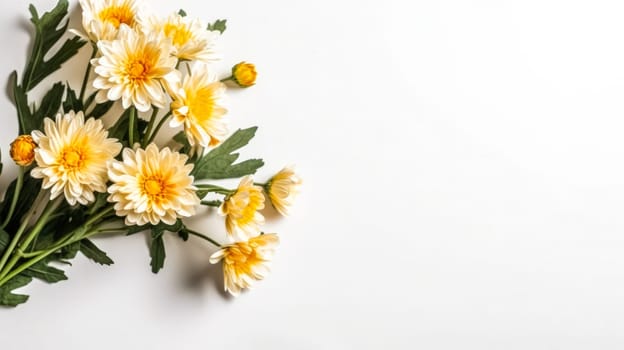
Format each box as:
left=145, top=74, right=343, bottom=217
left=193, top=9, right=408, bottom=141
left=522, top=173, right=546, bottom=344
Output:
left=1, top=0, right=624, bottom=349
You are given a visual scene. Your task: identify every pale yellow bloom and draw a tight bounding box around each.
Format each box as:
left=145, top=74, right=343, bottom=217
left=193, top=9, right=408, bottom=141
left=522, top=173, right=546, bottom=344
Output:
left=267, top=165, right=302, bottom=216
left=10, top=135, right=36, bottom=167
left=231, top=62, right=257, bottom=87
left=219, top=176, right=265, bottom=240
left=209, top=233, right=279, bottom=296
left=107, top=144, right=200, bottom=226
left=79, top=0, right=142, bottom=42
left=170, top=63, right=227, bottom=148
left=31, top=111, right=122, bottom=206
left=146, top=12, right=220, bottom=62
left=92, top=25, right=179, bottom=112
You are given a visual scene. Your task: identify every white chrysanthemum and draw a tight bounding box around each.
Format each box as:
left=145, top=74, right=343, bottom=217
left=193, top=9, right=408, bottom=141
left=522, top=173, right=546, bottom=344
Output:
left=92, top=25, right=179, bottom=112
left=219, top=176, right=265, bottom=240
left=267, top=165, right=302, bottom=216
left=107, top=144, right=200, bottom=226
left=170, top=63, right=227, bottom=148
left=31, top=111, right=122, bottom=206
left=209, top=233, right=279, bottom=296
left=78, top=0, right=142, bottom=42
left=145, top=12, right=220, bottom=62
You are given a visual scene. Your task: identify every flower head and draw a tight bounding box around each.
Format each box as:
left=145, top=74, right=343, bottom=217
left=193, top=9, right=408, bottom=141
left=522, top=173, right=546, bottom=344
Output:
left=146, top=12, right=220, bottom=62
left=209, top=233, right=279, bottom=296
left=79, top=0, right=142, bottom=42
left=231, top=62, right=257, bottom=87
left=219, top=176, right=265, bottom=240
left=31, top=111, right=122, bottom=205
left=266, top=166, right=302, bottom=216
left=10, top=135, right=36, bottom=167
left=170, top=64, right=227, bottom=148
left=107, top=144, right=200, bottom=226
left=92, top=25, right=179, bottom=112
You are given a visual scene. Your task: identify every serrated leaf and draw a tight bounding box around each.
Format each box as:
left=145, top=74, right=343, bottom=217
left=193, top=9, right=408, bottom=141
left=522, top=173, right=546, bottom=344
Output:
left=63, top=84, right=83, bottom=113
left=12, top=74, right=33, bottom=135
left=0, top=173, right=42, bottom=232
left=22, top=0, right=87, bottom=91
left=57, top=241, right=80, bottom=260
left=22, top=258, right=67, bottom=283
left=192, top=127, right=264, bottom=180
left=80, top=239, right=114, bottom=265
left=0, top=275, right=32, bottom=306
left=89, top=100, right=115, bottom=119
left=207, top=19, right=227, bottom=34
left=31, top=81, right=65, bottom=130
left=178, top=9, right=187, bottom=17
left=150, top=231, right=166, bottom=273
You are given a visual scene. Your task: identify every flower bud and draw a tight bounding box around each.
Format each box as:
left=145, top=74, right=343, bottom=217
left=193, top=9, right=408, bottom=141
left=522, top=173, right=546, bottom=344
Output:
left=232, top=62, right=257, bottom=87
left=10, top=135, right=36, bottom=166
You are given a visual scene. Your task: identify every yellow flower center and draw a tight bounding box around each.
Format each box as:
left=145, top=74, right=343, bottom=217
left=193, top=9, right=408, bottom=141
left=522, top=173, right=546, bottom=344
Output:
left=60, top=148, right=85, bottom=169
left=98, top=3, right=135, bottom=29
left=129, top=61, right=146, bottom=79
left=187, top=87, right=215, bottom=120
left=142, top=176, right=169, bottom=202
left=163, top=23, right=193, bottom=47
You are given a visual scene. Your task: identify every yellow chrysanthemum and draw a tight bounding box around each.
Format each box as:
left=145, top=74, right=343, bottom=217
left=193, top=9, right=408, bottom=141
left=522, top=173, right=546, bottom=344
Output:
left=92, top=25, right=179, bottom=112
left=146, top=12, right=220, bottom=62
left=79, top=0, right=142, bottom=42
left=31, top=111, right=122, bottom=206
left=107, top=144, right=200, bottom=226
left=10, top=135, right=36, bottom=167
left=209, top=233, right=279, bottom=296
left=219, top=176, right=265, bottom=239
left=266, top=166, right=302, bottom=216
left=232, top=62, right=257, bottom=87
left=170, top=64, right=227, bottom=148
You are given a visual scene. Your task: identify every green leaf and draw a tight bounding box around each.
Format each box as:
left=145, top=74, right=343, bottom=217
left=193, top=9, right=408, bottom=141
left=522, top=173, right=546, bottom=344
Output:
left=207, top=19, right=227, bottom=34
left=89, top=100, right=115, bottom=119
left=63, top=84, right=83, bottom=113
left=178, top=229, right=189, bottom=241
left=178, top=9, right=187, bottom=17
left=22, top=0, right=87, bottom=91
left=192, top=127, right=264, bottom=180
left=150, top=231, right=166, bottom=273
left=0, top=173, right=42, bottom=232
left=22, top=258, right=67, bottom=283
left=57, top=241, right=80, bottom=260
left=31, top=81, right=65, bottom=130
left=0, top=275, right=32, bottom=307
left=80, top=239, right=114, bottom=265
left=12, top=73, right=33, bottom=135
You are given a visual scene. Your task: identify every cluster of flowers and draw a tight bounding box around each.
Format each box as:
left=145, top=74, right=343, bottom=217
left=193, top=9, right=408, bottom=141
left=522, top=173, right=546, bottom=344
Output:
left=0, top=0, right=300, bottom=302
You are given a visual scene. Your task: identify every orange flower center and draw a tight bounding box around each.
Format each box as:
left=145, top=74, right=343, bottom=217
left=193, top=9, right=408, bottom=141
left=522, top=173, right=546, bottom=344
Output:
left=163, top=23, right=193, bottom=47
left=143, top=176, right=167, bottom=200
left=60, top=148, right=85, bottom=169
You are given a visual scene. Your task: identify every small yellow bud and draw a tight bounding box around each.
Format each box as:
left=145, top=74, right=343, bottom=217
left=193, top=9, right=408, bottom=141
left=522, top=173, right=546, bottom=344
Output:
left=10, top=135, right=36, bottom=167
left=232, top=62, right=257, bottom=87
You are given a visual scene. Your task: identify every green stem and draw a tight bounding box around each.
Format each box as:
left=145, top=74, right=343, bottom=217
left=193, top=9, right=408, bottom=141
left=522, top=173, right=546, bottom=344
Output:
left=142, top=107, right=159, bottom=147
left=128, top=107, right=137, bottom=146
left=201, top=200, right=223, bottom=207
left=79, top=45, right=97, bottom=103
left=185, top=228, right=221, bottom=247
left=0, top=198, right=36, bottom=273
left=1, top=166, right=24, bottom=229
left=220, top=76, right=233, bottom=83
left=0, top=197, right=61, bottom=281
left=195, top=184, right=234, bottom=196
left=0, top=207, right=116, bottom=286
left=146, top=111, right=172, bottom=145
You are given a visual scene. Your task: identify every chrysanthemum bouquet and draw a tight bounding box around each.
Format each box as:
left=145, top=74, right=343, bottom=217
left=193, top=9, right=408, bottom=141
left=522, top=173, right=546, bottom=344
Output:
left=0, top=0, right=300, bottom=307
